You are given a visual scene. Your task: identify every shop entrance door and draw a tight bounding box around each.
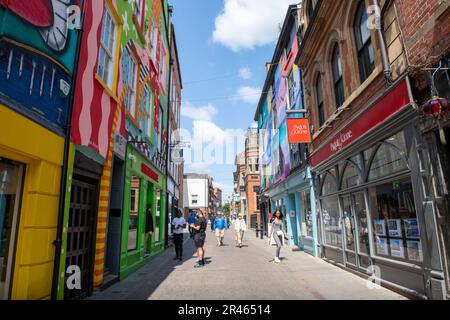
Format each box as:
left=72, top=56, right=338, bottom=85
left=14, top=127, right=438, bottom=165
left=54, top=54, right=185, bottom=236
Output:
left=341, top=195, right=358, bottom=268
left=0, top=159, right=24, bottom=300
left=65, top=174, right=98, bottom=300
left=341, top=192, right=370, bottom=270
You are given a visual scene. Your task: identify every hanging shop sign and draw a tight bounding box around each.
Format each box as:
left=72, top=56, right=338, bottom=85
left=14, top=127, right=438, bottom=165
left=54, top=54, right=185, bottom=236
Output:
left=287, top=118, right=311, bottom=144
left=310, top=79, right=411, bottom=168
left=114, top=132, right=127, bottom=160
left=141, top=163, right=159, bottom=183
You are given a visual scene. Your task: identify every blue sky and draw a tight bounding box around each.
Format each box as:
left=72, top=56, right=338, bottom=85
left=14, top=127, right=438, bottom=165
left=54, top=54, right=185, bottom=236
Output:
left=171, top=0, right=295, bottom=202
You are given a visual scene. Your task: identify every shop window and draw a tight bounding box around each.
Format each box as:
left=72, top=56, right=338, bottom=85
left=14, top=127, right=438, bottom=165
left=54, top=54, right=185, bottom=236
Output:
left=97, top=3, right=120, bottom=90
left=369, top=179, right=422, bottom=263
left=331, top=44, right=345, bottom=109
left=354, top=1, right=375, bottom=83
left=368, top=143, right=408, bottom=181
left=341, top=160, right=361, bottom=189
left=321, top=196, right=341, bottom=248
left=321, top=171, right=338, bottom=196
left=154, top=189, right=162, bottom=243
left=300, top=189, right=313, bottom=237
left=128, top=175, right=140, bottom=251
left=0, top=158, right=24, bottom=299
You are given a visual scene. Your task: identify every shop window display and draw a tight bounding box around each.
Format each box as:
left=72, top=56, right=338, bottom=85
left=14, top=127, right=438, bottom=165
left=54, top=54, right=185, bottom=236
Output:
left=369, top=179, right=422, bottom=263
left=300, top=189, right=313, bottom=237
left=321, top=196, right=342, bottom=248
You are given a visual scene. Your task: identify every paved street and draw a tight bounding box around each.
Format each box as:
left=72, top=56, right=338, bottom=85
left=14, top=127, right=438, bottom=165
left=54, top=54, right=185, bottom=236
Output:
left=91, top=229, right=406, bottom=300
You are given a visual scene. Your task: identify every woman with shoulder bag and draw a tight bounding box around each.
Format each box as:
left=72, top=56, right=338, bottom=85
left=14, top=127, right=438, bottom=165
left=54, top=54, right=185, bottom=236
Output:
left=268, top=209, right=284, bottom=263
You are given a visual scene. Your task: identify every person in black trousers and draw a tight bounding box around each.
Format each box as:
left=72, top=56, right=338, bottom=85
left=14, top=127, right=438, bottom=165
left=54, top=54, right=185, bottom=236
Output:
left=172, top=209, right=186, bottom=261
left=144, top=204, right=154, bottom=257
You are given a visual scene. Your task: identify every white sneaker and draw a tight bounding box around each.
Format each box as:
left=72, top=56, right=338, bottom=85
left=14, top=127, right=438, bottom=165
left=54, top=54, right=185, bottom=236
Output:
left=274, top=257, right=281, bottom=263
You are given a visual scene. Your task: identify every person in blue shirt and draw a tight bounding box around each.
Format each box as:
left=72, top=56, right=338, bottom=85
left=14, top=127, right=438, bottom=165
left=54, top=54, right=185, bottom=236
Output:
left=188, top=210, right=196, bottom=239
left=213, top=211, right=227, bottom=246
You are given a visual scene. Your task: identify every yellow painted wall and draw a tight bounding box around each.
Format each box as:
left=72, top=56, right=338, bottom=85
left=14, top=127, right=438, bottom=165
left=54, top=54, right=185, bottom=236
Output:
left=0, top=104, right=64, bottom=300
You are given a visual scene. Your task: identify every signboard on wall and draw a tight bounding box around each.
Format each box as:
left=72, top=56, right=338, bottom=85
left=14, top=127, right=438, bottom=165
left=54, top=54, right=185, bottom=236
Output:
left=287, top=118, right=311, bottom=144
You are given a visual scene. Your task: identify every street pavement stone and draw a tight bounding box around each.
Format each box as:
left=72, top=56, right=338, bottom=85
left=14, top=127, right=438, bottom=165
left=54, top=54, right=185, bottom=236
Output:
left=89, top=230, right=407, bottom=300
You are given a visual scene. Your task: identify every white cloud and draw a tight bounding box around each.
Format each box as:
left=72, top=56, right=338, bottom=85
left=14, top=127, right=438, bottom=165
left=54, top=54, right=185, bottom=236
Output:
left=231, top=86, right=262, bottom=105
left=181, top=101, right=218, bottom=121
left=239, top=67, right=252, bottom=80
left=212, top=0, right=294, bottom=52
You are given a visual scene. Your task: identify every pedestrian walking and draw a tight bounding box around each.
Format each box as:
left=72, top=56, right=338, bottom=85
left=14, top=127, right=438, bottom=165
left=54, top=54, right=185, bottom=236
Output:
left=268, top=209, right=284, bottom=263
left=213, top=211, right=227, bottom=246
left=210, top=213, right=215, bottom=232
left=188, top=210, right=196, bottom=239
left=172, top=209, right=186, bottom=261
left=234, top=213, right=247, bottom=248
left=190, top=210, right=207, bottom=268
left=144, top=204, right=154, bottom=257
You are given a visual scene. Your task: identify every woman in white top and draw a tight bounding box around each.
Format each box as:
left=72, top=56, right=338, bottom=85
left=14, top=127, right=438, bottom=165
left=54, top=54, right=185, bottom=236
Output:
left=234, top=214, right=247, bottom=248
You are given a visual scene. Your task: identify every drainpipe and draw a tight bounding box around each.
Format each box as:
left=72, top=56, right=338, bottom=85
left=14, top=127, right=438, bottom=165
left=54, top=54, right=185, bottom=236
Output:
left=51, top=2, right=86, bottom=300
left=375, top=0, right=393, bottom=84
left=163, top=3, right=174, bottom=249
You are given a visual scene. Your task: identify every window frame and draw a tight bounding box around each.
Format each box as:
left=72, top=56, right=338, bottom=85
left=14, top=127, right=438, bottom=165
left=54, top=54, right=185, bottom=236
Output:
left=123, top=47, right=140, bottom=121
left=96, top=0, right=122, bottom=95
left=331, top=44, right=345, bottom=109
left=354, top=1, right=375, bottom=83
left=316, top=74, right=325, bottom=127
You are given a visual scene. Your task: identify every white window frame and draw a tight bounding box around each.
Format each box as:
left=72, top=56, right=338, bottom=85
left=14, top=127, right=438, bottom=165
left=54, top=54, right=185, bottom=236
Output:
left=97, top=4, right=118, bottom=89
left=123, top=49, right=138, bottom=118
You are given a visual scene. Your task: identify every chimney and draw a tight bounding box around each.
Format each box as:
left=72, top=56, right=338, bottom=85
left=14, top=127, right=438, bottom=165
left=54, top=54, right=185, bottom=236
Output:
left=265, top=62, right=271, bottom=73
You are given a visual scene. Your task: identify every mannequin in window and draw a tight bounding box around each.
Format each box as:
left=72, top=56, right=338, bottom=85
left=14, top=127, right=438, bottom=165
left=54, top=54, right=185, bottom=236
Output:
left=144, top=204, right=154, bottom=257
left=343, top=210, right=353, bottom=247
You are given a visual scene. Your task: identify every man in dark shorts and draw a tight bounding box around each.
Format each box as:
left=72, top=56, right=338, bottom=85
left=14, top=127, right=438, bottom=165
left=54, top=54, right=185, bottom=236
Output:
left=190, top=210, right=207, bottom=268
left=144, top=204, right=154, bottom=257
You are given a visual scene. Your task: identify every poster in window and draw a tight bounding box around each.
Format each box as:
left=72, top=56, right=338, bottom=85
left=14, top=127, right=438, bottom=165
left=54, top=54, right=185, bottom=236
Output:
left=404, top=219, right=420, bottom=238
left=390, top=239, right=405, bottom=258
left=374, top=219, right=386, bottom=236
left=388, top=219, right=402, bottom=237
left=407, top=240, right=423, bottom=262
left=375, top=237, right=388, bottom=255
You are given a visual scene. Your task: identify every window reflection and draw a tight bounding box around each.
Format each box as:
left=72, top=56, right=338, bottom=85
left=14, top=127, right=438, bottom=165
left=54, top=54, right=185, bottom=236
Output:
left=369, top=179, right=422, bottom=262
left=128, top=175, right=140, bottom=251
left=321, top=196, right=341, bottom=247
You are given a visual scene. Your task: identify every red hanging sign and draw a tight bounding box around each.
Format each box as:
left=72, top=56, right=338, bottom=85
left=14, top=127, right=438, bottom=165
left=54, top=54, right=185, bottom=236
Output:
left=287, top=118, right=311, bottom=143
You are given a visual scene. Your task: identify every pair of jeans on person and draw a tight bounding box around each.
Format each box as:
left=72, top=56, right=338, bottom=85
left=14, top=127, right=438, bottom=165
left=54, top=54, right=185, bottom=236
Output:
left=174, top=233, right=184, bottom=259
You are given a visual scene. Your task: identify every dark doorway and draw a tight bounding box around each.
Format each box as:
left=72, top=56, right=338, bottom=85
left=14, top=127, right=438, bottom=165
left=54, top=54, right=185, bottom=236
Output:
left=64, top=151, right=102, bottom=300
left=65, top=174, right=98, bottom=300
left=103, top=156, right=124, bottom=288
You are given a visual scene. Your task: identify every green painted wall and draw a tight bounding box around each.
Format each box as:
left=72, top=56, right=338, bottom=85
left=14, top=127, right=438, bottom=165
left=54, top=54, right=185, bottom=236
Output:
left=120, top=145, right=166, bottom=279
left=57, top=143, right=76, bottom=300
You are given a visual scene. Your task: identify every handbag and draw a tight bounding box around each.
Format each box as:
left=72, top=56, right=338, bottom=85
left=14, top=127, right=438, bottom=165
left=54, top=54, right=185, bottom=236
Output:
left=276, top=230, right=284, bottom=236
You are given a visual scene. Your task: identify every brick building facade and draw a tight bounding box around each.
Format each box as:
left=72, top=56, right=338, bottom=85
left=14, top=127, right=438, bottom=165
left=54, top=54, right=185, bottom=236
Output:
left=298, top=0, right=449, bottom=299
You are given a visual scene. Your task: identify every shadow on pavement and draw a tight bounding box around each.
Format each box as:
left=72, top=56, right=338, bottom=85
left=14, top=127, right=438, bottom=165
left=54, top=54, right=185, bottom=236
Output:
left=93, top=233, right=199, bottom=300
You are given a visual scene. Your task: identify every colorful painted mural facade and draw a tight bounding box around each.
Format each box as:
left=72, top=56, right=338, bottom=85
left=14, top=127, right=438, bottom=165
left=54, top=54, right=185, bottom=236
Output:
left=0, top=1, right=80, bottom=299
left=255, top=5, right=318, bottom=257
left=53, top=0, right=172, bottom=300
left=0, top=0, right=176, bottom=300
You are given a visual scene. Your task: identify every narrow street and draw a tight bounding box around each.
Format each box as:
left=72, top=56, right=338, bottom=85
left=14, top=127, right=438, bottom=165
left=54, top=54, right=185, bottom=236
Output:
left=91, top=230, right=406, bottom=300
